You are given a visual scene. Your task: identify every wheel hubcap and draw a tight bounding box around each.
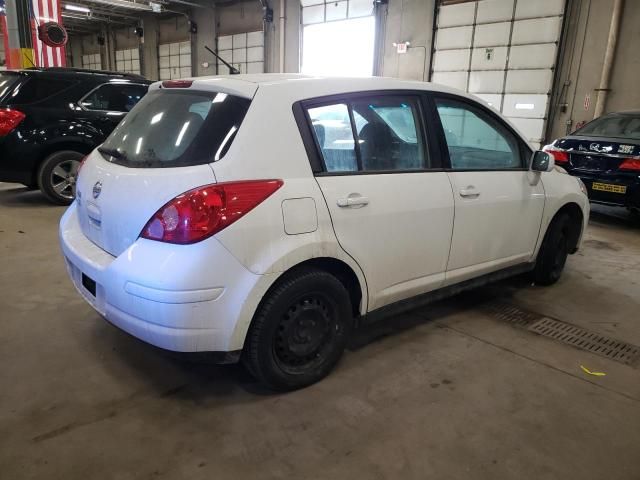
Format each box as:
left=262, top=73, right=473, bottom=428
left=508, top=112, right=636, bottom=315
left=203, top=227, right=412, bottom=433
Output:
left=274, top=295, right=337, bottom=370
left=50, top=159, right=80, bottom=200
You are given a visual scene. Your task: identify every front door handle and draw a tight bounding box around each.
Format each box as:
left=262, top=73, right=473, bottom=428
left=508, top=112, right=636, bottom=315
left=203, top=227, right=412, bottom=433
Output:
left=459, top=187, right=480, bottom=198
left=337, top=194, right=369, bottom=208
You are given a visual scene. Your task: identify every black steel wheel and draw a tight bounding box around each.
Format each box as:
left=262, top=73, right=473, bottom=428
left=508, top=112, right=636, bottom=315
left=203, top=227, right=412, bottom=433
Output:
left=244, top=268, right=353, bottom=391
left=534, top=212, right=571, bottom=286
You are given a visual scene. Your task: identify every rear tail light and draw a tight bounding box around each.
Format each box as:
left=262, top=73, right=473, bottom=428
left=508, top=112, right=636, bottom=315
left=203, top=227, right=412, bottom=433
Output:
left=0, top=108, right=26, bottom=136
left=619, top=158, right=640, bottom=171
left=543, top=146, right=569, bottom=164
left=141, top=180, right=284, bottom=244
left=77, top=155, right=88, bottom=177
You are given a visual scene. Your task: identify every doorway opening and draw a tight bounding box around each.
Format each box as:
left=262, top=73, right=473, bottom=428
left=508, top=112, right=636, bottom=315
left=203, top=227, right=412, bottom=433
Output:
left=301, top=16, right=375, bottom=77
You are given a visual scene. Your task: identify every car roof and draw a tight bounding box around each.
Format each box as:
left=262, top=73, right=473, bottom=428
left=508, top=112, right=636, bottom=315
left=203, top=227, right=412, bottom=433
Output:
left=601, top=110, right=640, bottom=116
left=153, top=73, right=466, bottom=102
left=11, top=67, right=149, bottom=82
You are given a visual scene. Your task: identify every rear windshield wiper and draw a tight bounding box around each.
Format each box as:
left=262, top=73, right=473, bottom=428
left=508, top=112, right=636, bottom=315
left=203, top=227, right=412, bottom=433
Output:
left=98, top=147, right=128, bottom=162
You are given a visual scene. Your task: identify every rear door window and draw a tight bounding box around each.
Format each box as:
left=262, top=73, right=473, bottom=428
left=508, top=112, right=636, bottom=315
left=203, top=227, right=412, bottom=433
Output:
left=307, top=103, right=358, bottom=172
left=81, top=84, right=147, bottom=112
left=306, top=95, right=428, bottom=173
left=99, top=89, right=250, bottom=168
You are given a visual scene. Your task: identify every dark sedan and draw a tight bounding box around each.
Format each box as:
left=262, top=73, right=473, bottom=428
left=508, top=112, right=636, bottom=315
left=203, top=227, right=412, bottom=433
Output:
left=545, top=111, right=640, bottom=212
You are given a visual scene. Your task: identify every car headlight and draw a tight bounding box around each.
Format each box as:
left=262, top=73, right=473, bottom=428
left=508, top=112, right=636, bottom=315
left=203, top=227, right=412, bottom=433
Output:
left=576, top=177, right=588, bottom=195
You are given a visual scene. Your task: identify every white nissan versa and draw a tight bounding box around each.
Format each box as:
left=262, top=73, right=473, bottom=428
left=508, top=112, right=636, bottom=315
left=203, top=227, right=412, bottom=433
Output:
left=60, top=74, right=589, bottom=390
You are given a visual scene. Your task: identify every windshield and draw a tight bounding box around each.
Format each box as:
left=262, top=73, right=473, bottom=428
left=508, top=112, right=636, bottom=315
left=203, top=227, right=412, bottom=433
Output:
left=575, top=114, right=640, bottom=141
left=99, top=89, right=251, bottom=168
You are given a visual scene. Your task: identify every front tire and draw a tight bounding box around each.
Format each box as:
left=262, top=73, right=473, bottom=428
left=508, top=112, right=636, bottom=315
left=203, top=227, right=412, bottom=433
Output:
left=244, top=268, right=353, bottom=391
left=534, top=213, right=571, bottom=286
left=37, top=151, right=84, bottom=205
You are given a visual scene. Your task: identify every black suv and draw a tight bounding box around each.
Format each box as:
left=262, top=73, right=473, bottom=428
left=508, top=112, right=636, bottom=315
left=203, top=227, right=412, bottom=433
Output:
left=0, top=68, right=150, bottom=204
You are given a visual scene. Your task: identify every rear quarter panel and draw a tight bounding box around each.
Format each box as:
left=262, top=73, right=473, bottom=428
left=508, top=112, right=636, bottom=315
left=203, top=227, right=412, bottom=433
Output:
left=210, top=86, right=369, bottom=312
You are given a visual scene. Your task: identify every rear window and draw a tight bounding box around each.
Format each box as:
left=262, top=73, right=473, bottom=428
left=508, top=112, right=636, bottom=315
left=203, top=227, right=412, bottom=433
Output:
left=0, top=73, right=22, bottom=103
left=575, top=114, right=640, bottom=141
left=98, top=89, right=251, bottom=168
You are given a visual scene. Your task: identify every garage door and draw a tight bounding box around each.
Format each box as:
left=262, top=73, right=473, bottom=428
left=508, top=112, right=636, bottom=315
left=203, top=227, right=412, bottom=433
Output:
left=81, top=53, right=102, bottom=71
left=216, top=31, right=264, bottom=75
left=431, top=0, right=565, bottom=148
left=158, top=41, right=191, bottom=80
left=116, top=48, right=141, bottom=75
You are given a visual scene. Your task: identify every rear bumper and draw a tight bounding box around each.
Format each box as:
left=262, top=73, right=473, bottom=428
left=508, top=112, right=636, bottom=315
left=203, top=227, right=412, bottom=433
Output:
left=570, top=171, right=640, bottom=208
left=59, top=203, right=264, bottom=354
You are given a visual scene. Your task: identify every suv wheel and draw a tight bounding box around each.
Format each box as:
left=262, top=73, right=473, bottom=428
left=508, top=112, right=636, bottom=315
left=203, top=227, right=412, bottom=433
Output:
left=37, top=151, right=84, bottom=205
left=244, top=268, right=353, bottom=391
left=534, top=213, right=571, bottom=286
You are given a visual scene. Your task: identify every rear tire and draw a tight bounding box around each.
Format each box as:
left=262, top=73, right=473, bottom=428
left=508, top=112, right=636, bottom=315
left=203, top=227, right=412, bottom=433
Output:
left=243, top=268, right=353, bottom=391
left=533, top=213, right=571, bottom=286
left=37, top=151, right=84, bottom=205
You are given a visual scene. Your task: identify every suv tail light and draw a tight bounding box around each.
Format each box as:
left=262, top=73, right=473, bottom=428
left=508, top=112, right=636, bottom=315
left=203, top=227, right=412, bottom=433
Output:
left=543, top=146, right=569, bottom=164
left=141, top=180, right=284, bottom=244
left=0, top=108, right=26, bottom=136
left=76, top=155, right=88, bottom=178
left=619, top=158, right=640, bottom=171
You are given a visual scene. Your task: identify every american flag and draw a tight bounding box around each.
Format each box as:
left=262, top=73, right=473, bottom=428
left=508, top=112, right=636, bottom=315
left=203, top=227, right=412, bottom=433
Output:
left=1, top=0, right=8, bottom=69
left=29, top=0, right=66, bottom=67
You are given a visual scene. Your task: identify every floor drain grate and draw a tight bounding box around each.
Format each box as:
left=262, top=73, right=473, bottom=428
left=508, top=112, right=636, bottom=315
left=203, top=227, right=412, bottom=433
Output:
left=528, top=317, right=640, bottom=365
left=481, top=301, right=542, bottom=327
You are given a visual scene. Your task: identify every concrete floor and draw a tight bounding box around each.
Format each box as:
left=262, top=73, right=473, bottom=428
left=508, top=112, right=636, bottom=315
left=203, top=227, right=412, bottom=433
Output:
left=1, top=182, right=640, bottom=480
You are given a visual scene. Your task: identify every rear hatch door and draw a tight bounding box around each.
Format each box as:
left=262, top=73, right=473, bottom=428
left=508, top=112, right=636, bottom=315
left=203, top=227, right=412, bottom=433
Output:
left=75, top=85, right=253, bottom=257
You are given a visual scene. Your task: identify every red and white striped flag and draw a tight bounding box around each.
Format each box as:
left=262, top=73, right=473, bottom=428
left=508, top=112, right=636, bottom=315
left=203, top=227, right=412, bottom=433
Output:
left=30, top=0, right=66, bottom=67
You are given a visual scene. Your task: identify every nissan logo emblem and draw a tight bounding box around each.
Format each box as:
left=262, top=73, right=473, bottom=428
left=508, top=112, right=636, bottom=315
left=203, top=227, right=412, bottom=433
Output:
left=92, top=181, right=102, bottom=199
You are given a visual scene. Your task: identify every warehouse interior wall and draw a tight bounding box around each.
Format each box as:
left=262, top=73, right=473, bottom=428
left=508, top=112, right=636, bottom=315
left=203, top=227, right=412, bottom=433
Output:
left=62, top=0, right=640, bottom=143
left=548, top=0, right=640, bottom=141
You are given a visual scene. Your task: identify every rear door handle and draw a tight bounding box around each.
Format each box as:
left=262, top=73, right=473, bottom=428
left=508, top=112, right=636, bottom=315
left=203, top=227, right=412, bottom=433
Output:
left=337, top=194, right=369, bottom=208
left=459, top=187, right=480, bottom=198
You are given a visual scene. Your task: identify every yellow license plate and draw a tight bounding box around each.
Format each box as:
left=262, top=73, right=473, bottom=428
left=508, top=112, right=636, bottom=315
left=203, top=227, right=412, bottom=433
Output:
left=592, top=182, right=627, bottom=194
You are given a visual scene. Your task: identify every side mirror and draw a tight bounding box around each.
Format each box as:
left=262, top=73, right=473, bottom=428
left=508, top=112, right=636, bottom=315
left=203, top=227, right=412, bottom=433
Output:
left=530, top=150, right=554, bottom=172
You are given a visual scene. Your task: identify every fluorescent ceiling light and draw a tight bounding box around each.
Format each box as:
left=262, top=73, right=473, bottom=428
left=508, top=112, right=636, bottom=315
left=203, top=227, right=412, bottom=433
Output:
left=65, top=4, right=91, bottom=13
left=81, top=0, right=152, bottom=11
left=515, top=103, right=535, bottom=110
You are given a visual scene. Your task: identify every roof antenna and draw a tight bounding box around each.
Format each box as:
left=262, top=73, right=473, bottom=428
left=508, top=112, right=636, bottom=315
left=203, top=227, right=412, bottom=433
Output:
left=204, top=45, right=240, bottom=75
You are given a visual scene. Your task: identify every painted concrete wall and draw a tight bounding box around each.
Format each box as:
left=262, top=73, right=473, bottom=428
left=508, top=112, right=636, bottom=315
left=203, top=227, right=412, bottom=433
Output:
left=192, top=6, right=216, bottom=77
left=549, top=0, right=640, bottom=141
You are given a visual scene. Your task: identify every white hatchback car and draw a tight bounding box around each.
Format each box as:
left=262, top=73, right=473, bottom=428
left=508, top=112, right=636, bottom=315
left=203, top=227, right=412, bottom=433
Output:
left=60, top=74, right=589, bottom=390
